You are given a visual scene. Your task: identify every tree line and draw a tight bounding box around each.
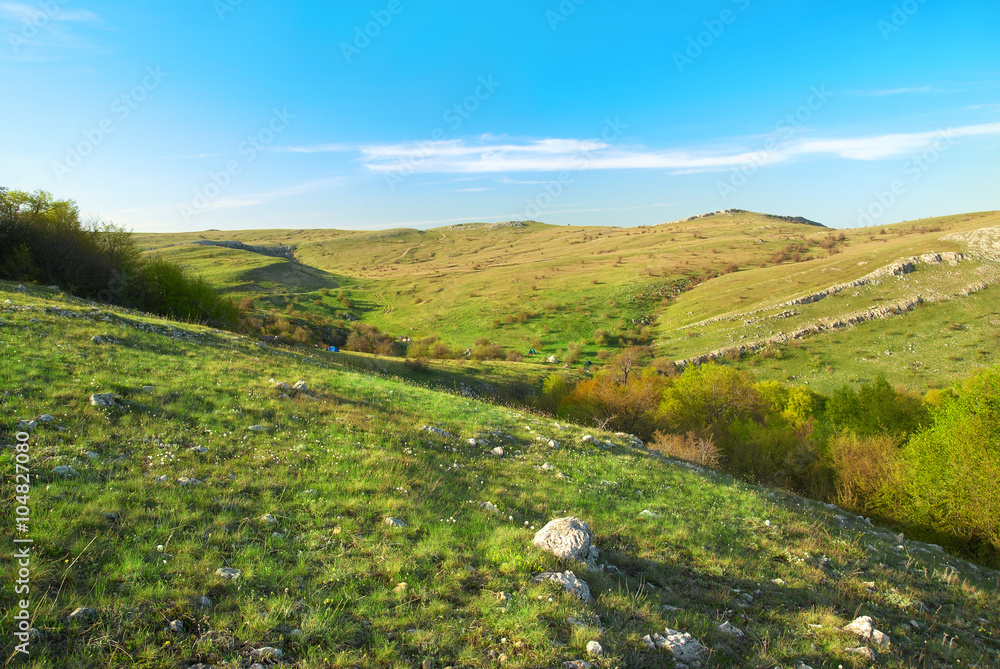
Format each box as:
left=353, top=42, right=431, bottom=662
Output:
left=1, top=188, right=243, bottom=328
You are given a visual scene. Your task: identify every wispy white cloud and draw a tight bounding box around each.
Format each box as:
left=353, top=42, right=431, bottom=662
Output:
left=274, top=142, right=354, bottom=154
left=163, top=153, right=223, bottom=160
left=789, top=122, right=1000, bottom=160
left=846, top=86, right=942, bottom=97
left=0, top=2, right=100, bottom=23
left=0, top=2, right=103, bottom=62
left=197, top=177, right=344, bottom=212
left=309, top=122, right=1000, bottom=175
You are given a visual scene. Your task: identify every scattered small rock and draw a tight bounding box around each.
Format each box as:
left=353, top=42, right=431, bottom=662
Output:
left=67, top=607, right=95, bottom=621
left=385, top=516, right=407, bottom=528
left=177, top=477, right=202, bottom=486
left=638, top=509, right=660, bottom=519
left=533, top=517, right=594, bottom=561
left=16, top=419, right=38, bottom=432
left=251, top=646, right=283, bottom=661
left=420, top=425, right=454, bottom=438
left=844, top=615, right=890, bottom=647
left=479, top=501, right=501, bottom=515
left=261, top=514, right=278, bottom=525
left=660, top=628, right=706, bottom=663
left=36, top=414, right=56, bottom=423
left=89, top=393, right=123, bottom=408
left=247, top=425, right=269, bottom=433
left=91, top=335, right=105, bottom=344
left=561, top=662, right=592, bottom=669
left=491, top=446, right=505, bottom=457
left=196, top=595, right=213, bottom=609
left=52, top=465, right=79, bottom=478
left=215, top=567, right=241, bottom=580
left=586, top=640, right=604, bottom=656
left=168, top=620, right=185, bottom=634
left=533, top=570, right=594, bottom=603
left=717, top=621, right=745, bottom=639
left=845, top=646, right=876, bottom=661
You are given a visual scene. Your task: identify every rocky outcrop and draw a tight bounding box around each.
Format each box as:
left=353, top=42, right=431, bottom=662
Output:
left=942, top=225, right=1000, bottom=261
left=676, top=293, right=931, bottom=368
left=191, top=240, right=296, bottom=261
left=778, top=252, right=964, bottom=309
left=674, top=250, right=994, bottom=369
left=682, top=251, right=967, bottom=331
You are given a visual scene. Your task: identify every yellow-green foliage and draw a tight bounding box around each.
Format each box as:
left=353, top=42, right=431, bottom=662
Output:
left=659, top=365, right=762, bottom=435
left=901, top=367, right=1000, bottom=558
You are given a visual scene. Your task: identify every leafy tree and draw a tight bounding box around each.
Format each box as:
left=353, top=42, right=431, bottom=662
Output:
left=563, top=368, right=665, bottom=437
left=825, top=376, right=927, bottom=440
left=659, top=364, right=763, bottom=437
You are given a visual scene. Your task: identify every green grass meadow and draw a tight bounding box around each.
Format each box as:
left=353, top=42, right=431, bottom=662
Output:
left=2, top=283, right=999, bottom=668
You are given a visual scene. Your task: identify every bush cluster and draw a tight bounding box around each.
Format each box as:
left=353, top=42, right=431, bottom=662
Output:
left=0, top=188, right=242, bottom=328
left=540, top=350, right=1000, bottom=565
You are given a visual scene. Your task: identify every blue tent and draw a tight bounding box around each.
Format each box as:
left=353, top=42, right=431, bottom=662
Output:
left=327, top=346, right=340, bottom=353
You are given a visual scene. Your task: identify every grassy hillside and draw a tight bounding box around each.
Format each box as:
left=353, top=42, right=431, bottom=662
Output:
left=135, top=210, right=1000, bottom=393
left=2, top=282, right=999, bottom=668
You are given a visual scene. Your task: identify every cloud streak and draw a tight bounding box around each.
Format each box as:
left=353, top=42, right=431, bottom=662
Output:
left=846, top=86, right=941, bottom=97
left=195, top=177, right=344, bottom=212
left=295, top=122, right=1000, bottom=176
left=0, top=2, right=100, bottom=23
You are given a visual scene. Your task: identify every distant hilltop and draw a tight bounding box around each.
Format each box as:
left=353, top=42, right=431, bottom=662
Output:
left=448, top=220, right=533, bottom=230
left=672, top=209, right=826, bottom=228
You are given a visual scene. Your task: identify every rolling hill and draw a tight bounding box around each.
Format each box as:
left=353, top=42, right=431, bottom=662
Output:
left=135, top=209, right=1000, bottom=393
left=1, top=282, right=998, bottom=668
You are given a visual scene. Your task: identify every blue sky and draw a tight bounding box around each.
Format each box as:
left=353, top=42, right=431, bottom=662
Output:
left=1, top=0, right=998, bottom=232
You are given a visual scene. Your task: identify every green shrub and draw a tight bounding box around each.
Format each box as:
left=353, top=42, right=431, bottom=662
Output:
left=659, top=365, right=763, bottom=438
left=825, top=376, right=927, bottom=439
left=471, top=342, right=505, bottom=361
left=900, top=367, right=1000, bottom=562
left=538, top=373, right=572, bottom=415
